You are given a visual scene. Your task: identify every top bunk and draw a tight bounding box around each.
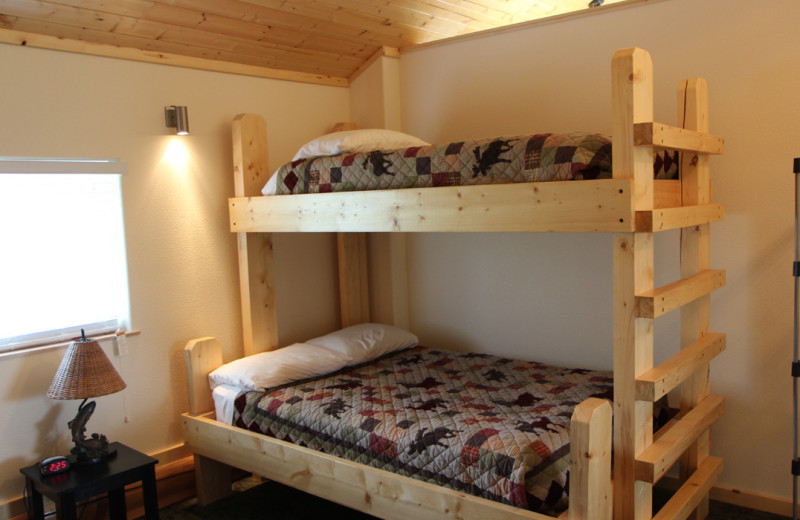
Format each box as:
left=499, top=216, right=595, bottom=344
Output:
left=229, top=47, right=724, bottom=234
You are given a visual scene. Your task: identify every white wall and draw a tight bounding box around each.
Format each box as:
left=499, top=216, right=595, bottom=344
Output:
left=0, top=44, right=349, bottom=502
left=350, top=55, right=403, bottom=131
left=399, top=0, right=800, bottom=502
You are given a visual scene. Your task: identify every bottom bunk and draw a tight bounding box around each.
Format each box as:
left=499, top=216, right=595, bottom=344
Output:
left=182, top=329, right=614, bottom=520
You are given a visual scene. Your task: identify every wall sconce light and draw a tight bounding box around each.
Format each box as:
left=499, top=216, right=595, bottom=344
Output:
left=164, top=105, right=189, bottom=135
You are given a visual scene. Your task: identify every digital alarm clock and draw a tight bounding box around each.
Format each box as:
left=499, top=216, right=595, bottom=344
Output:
left=39, top=456, right=71, bottom=476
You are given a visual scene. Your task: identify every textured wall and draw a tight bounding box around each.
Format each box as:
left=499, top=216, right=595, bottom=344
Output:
left=0, top=44, right=349, bottom=502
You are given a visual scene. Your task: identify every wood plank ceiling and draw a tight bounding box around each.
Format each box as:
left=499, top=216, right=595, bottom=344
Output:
left=0, top=0, right=627, bottom=85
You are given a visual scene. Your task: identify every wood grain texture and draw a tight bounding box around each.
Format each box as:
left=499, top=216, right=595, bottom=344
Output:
left=635, top=394, right=725, bottom=484
left=229, top=179, right=635, bottom=233
left=184, top=337, right=222, bottom=415
left=338, top=233, right=370, bottom=328
left=635, top=332, right=726, bottom=402
left=611, top=46, right=655, bottom=520
left=635, top=269, right=726, bottom=319
left=232, top=114, right=278, bottom=355
left=633, top=122, right=724, bottom=155
left=569, top=399, right=612, bottom=520
left=635, top=204, right=724, bottom=233
left=678, top=78, right=714, bottom=520
left=652, top=457, right=723, bottom=520
left=611, top=47, right=654, bottom=211
left=0, top=0, right=636, bottom=81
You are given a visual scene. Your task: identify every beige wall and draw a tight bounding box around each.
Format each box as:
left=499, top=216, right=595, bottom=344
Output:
left=349, top=55, right=403, bottom=131
left=0, top=44, right=348, bottom=502
left=398, top=0, right=799, bottom=502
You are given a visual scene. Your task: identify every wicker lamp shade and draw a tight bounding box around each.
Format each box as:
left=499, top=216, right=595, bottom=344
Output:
left=47, top=337, right=126, bottom=400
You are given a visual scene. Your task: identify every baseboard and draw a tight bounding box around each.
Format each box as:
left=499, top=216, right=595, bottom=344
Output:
left=1, top=443, right=195, bottom=520
left=657, top=475, right=793, bottom=517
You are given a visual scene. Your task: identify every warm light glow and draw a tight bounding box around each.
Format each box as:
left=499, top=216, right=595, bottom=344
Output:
left=164, top=138, right=190, bottom=171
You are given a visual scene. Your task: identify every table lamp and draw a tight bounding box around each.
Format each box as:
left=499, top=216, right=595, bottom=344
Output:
left=47, top=330, right=127, bottom=464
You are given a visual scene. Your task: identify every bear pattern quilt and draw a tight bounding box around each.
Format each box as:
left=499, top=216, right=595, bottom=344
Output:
left=273, top=133, right=678, bottom=194
left=232, top=346, right=613, bottom=513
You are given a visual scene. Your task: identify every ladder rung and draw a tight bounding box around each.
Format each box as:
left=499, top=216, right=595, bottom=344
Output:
left=652, top=456, right=723, bottom=520
left=634, top=122, right=724, bottom=154
left=635, top=204, right=724, bottom=232
left=635, top=394, right=725, bottom=483
left=636, top=270, right=726, bottom=319
left=636, top=333, right=726, bottom=402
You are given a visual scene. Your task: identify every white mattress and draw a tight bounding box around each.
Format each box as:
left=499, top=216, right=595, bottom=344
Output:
left=212, top=384, right=240, bottom=425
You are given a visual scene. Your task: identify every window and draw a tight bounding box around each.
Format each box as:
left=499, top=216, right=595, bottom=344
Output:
left=0, top=159, right=129, bottom=353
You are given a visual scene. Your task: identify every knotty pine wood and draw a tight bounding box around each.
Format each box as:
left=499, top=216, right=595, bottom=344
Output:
left=611, top=47, right=655, bottom=520
left=0, top=0, right=632, bottom=81
left=229, top=178, right=636, bottom=233
left=635, top=269, right=726, bottom=319
left=635, top=333, right=726, bottom=402
left=232, top=114, right=278, bottom=355
left=569, top=399, right=613, bottom=520
left=651, top=457, right=723, bottom=520
left=633, top=123, right=724, bottom=155
left=635, top=204, right=724, bottom=233
left=678, top=77, right=714, bottom=520
left=184, top=337, right=222, bottom=416
left=337, top=233, right=370, bottom=328
left=635, top=394, right=725, bottom=484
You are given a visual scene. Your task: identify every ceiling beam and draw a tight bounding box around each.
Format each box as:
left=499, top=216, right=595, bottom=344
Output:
left=0, top=27, right=349, bottom=86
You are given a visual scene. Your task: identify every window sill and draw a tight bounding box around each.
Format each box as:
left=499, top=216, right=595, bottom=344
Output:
left=0, top=330, right=141, bottom=359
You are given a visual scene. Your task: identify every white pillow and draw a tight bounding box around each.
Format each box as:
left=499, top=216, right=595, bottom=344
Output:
left=305, top=323, right=419, bottom=365
left=292, top=129, right=430, bottom=160
left=208, top=343, right=349, bottom=391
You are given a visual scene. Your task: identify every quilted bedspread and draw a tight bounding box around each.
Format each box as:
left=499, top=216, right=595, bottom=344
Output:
left=232, top=346, right=613, bottom=513
left=273, top=133, right=678, bottom=195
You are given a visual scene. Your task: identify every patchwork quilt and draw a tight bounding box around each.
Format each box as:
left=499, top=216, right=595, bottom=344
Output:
left=273, top=133, right=678, bottom=195
left=232, top=346, right=613, bottom=513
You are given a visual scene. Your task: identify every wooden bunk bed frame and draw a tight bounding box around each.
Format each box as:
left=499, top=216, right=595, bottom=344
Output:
left=182, top=47, right=726, bottom=520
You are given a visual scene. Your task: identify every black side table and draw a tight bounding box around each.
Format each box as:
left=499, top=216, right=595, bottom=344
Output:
left=20, top=442, right=159, bottom=520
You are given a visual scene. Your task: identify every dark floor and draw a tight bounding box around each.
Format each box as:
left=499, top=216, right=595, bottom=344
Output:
left=151, top=478, right=791, bottom=520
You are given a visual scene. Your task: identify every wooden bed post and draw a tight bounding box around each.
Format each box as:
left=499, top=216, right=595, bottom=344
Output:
left=678, top=78, right=713, bottom=520
left=611, top=48, right=655, bottom=520
left=569, top=398, right=612, bottom=520
left=183, top=337, right=235, bottom=505
left=232, top=114, right=279, bottom=355
left=338, top=232, right=370, bottom=327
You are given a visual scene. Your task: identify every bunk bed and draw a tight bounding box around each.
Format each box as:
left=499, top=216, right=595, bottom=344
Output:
left=182, top=47, right=726, bottom=520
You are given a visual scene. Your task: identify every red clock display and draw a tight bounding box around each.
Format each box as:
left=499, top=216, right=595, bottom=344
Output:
left=40, top=456, right=71, bottom=476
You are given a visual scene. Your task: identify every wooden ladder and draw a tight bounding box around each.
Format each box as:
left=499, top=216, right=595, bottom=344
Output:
left=611, top=48, right=726, bottom=520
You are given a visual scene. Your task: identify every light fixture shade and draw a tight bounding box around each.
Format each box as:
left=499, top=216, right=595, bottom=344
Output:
left=47, top=337, right=127, bottom=400
left=164, top=105, right=190, bottom=135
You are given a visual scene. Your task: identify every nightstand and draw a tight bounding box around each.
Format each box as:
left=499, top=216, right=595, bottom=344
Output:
left=20, top=442, right=159, bottom=520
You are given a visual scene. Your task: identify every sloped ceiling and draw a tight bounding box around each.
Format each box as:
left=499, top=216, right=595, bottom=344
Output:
left=0, top=0, right=632, bottom=85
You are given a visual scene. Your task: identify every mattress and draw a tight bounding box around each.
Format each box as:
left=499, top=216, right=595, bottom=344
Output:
left=229, top=346, right=613, bottom=513
left=264, top=133, right=678, bottom=195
